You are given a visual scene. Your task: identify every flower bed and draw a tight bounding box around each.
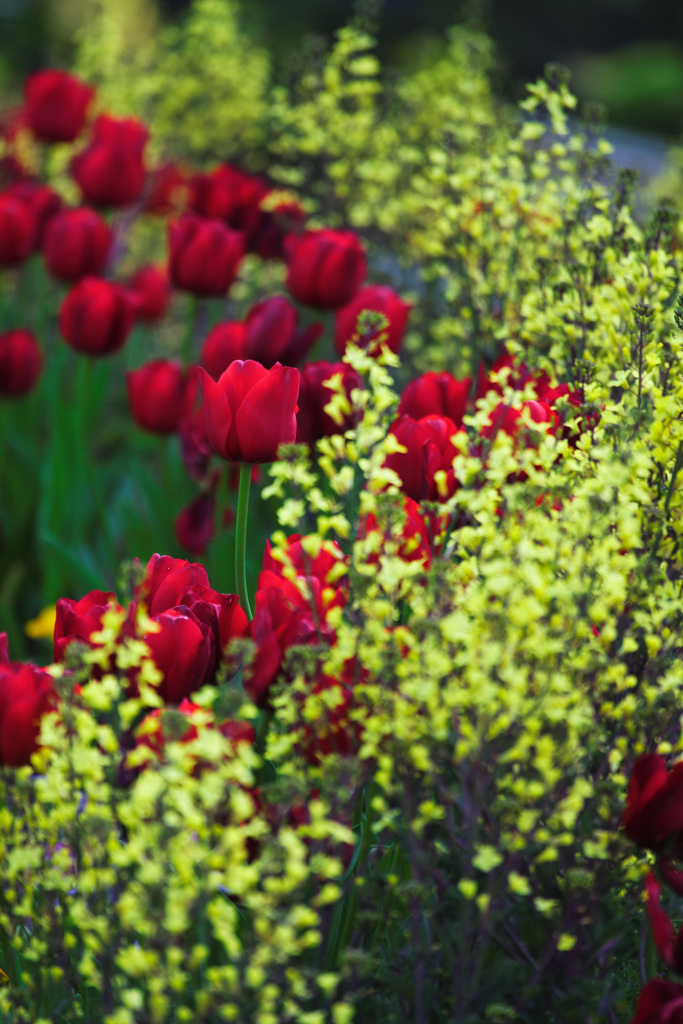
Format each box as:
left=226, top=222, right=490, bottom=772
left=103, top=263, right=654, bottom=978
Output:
left=1, top=4, right=683, bottom=1021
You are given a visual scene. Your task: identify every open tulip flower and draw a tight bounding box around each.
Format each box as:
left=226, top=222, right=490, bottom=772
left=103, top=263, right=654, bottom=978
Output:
left=197, top=359, right=299, bottom=464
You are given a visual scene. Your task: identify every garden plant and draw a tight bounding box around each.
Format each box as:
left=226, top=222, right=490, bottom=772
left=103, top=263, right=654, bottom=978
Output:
left=3, top=1, right=683, bottom=1021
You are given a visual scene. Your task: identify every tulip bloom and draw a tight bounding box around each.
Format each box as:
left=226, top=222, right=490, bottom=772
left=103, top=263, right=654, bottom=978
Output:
left=142, top=608, right=215, bottom=704
left=399, top=372, right=471, bottom=427
left=71, top=114, right=148, bottom=208
left=296, top=361, right=361, bottom=445
left=189, top=163, right=268, bottom=232
left=285, top=229, right=366, bottom=309
left=631, top=979, right=683, bottom=1024
left=7, top=181, right=62, bottom=250
left=335, top=284, right=412, bottom=356
left=53, top=589, right=122, bottom=663
left=128, top=264, right=170, bottom=322
left=42, top=206, right=112, bottom=282
left=168, top=214, right=244, bottom=296
left=0, top=192, right=36, bottom=265
left=126, top=359, right=189, bottom=435
left=24, top=69, right=94, bottom=143
left=623, top=753, right=683, bottom=854
left=58, top=276, right=136, bottom=356
left=198, top=360, right=300, bottom=463
left=200, top=321, right=247, bottom=380
left=385, top=415, right=460, bottom=502
left=0, top=330, right=43, bottom=396
left=0, top=661, right=58, bottom=766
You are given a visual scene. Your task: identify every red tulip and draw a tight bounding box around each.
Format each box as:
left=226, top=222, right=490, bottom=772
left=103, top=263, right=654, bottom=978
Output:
left=175, top=491, right=217, bottom=556
left=249, top=194, right=306, bottom=261
left=42, top=206, right=112, bottom=282
left=285, top=229, right=366, bottom=309
left=53, top=589, right=122, bottom=663
left=631, top=979, right=683, bottom=1024
left=200, top=321, right=247, bottom=379
left=7, top=181, right=63, bottom=249
left=0, top=661, right=58, bottom=766
left=0, top=330, right=42, bottom=396
left=126, top=359, right=189, bottom=434
left=136, top=554, right=210, bottom=616
left=24, top=69, right=94, bottom=143
left=71, top=114, right=148, bottom=208
left=399, top=372, right=471, bottom=427
left=168, top=214, right=244, bottom=296
left=189, top=163, right=268, bottom=233
left=143, top=161, right=189, bottom=216
left=198, top=360, right=300, bottom=463
left=481, top=400, right=557, bottom=443
left=335, top=284, right=412, bottom=356
left=242, top=295, right=322, bottom=368
left=296, top=360, right=361, bottom=445
left=0, top=191, right=36, bottom=265
left=385, top=415, right=460, bottom=502
left=58, top=276, right=136, bottom=356
left=623, top=754, right=683, bottom=853
left=142, top=608, right=215, bottom=704
left=359, top=496, right=436, bottom=570
left=128, top=264, right=170, bottom=322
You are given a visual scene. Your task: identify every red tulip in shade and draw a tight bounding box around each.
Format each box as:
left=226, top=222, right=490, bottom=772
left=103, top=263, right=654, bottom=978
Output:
left=141, top=608, right=215, bottom=704
left=175, top=491, right=217, bottom=556
left=242, top=296, right=322, bottom=368
left=285, top=229, right=367, bottom=309
left=399, top=372, right=472, bottom=427
left=631, top=979, right=683, bottom=1024
left=0, top=191, right=37, bottom=265
left=168, top=214, right=245, bottom=296
left=58, top=276, right=136, bottom=356
left=0, top=661, right=58, bottom=766
left=335, top=285, right=412, bottom=356
left=623, top=753, right=683, bottom=854
left=360, top=496, right=437, bottom=570
left=53, top=589, right=123, bottom=663
left=0, top=330, right=42, bottom=396
left=189, top=163, right=268, bottom=233
left=7, top=181, right=63, bottom=250
left=24, top=69, right=94, bottom=143
left=42, top=206, right=112, bottom=282
left=198, top=360, right=300, bottom=463
left=481, top=400, right=557, bottom=443
left=296, top=361, right=361, bottom=445
left=71, top=114, right=148, bottom=208
left=128, top=264, right=170, bottom=322
left=143, top=161, right=189, bottom=216
left=200, top=321, right=247, bottom=380
left=385, top=415, right=461, bottom=502
left=126, top=359, right=189, bottom=435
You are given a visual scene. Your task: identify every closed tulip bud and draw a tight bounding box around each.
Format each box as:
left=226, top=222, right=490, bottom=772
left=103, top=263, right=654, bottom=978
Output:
left=169, top=214, right=244, bottom=296
left=399, top=372, right=471, bottom=427
left=53, top=589, right=122, bottom=663
left=7, top=181, right=63, bottom=250
left=200, top=321, right=247, bottom=380
left=0, top=330, right=42, bottom=396
left=243, top=295, right=322, bottom=368
left=198, top=360, right=299, bottom=464
left=128, top=264, right=170, bottom=322
left=24, top=69, right=94, bottom=143
left=42, top=206, right=112, bottom=282
left=296, top=360, right=361, bottom=445
left=126, top=359, right=189, bottom=435
left=189, top=163, right=268, bottom=233
left=335, top=284, right=412, bottom=356
left=71, top=114, right=148, bottom=208
left=0, top=191, right=37, bottom=265
left=58, top=276, right=136, bottom=356
left=0, top=661, right=58, bottom=766
left=142, top=608, right=215, bottom=704
left=385, top=414, right=460, bottom=502
left=285, top=229, right=366, bottom=309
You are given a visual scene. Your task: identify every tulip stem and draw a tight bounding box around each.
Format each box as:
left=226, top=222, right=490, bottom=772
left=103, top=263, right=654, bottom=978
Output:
left=236, top=462, right=253, bottom=619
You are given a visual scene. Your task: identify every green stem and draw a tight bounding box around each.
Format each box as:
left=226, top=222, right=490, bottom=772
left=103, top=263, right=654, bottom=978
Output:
left=235, top=462, right=253, bottom=619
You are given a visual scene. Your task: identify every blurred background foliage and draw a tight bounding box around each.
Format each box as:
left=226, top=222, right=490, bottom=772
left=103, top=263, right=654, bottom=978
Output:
left=2, top=0, right=683, bottom=137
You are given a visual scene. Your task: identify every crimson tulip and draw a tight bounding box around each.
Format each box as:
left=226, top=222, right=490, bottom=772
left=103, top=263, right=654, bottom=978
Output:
left=200, top=321, right=247, bottom=380
left=128, top=264, right=170, bottom=322
left=0, top=330, right=42, bottom=396
left=7, top=181, right=62, bottom=250
left=42, top=206, right=112, bottom=282
left=0, top=661, right=58, bottom=766
left=168, top=214, right=244, bottom=296
left=631, top=979, right=683, bottom=1024
left=623, top=754, right=683, bottom=853
left=53, top=589, right=122, bottom=663
left=198, top=360, right=300, bottom=463
left=296, top=361, right=361, bottom=445
left=58, top=276, right=136, bottom=356
left=285, top=229, right=366, bottom=308
left=399, top=372, right=471, bottom=427
left=71, top=114, right=148, bottom=208
left=335, top=284, right=412, bottom=356
left=385, top=414, right=460, bottom=502
left=242, top=295, right=322, bottom=368
left=24, top=69, right=94, bottom=143
left=126, top=359, right=189, bottom=435
left=175, top=491, right=217, bottom=556
left=0, top=191, right=36, bottom=265
left=141, top=608, right=215, bottom=704
left=189, top=163, right=267, bottom=233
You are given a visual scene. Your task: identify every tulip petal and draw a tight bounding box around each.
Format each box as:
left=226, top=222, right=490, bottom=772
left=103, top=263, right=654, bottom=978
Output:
left=198, top=366, right=234, bottom=460
left=235, top=363, right=300, bottom=463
